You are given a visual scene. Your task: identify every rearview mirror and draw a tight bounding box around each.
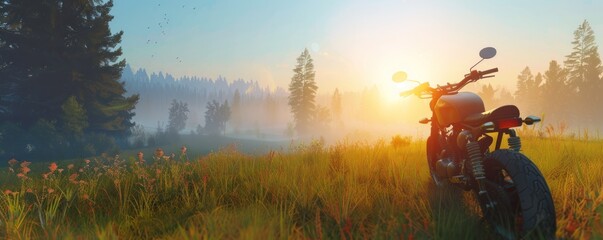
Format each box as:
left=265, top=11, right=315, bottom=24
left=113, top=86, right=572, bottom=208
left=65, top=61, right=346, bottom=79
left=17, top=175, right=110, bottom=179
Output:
left=479, top=47, right=497, bottom=59
left=392, top=71, right=408, bottom=83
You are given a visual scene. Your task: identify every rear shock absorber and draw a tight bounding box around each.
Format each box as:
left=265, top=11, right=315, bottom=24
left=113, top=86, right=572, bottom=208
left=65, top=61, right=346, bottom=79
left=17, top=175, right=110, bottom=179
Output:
left=466, top=140, right=494, bottom=208
left=507, top=129, right=521, bottom=152
left=466, top=141, right=485, bottom=181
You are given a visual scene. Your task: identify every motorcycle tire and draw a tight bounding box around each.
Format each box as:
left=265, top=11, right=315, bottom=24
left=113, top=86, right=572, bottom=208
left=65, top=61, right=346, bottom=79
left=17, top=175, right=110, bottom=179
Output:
left=480, top=149, right=556, bottom=240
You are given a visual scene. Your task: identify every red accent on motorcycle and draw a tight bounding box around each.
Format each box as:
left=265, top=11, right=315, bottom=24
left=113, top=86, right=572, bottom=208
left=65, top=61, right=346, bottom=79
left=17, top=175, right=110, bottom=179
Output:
left=496, top=118, right=523, bottom=129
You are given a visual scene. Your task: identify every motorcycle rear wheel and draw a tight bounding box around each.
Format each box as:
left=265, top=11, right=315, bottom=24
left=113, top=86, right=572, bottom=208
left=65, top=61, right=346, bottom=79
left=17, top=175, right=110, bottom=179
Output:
left=479, top=149, right=556, bottom=239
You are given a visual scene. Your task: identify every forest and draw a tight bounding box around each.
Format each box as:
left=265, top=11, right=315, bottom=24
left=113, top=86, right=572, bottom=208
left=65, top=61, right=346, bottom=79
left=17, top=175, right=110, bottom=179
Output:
left=0, top=0, right=602, bottom=162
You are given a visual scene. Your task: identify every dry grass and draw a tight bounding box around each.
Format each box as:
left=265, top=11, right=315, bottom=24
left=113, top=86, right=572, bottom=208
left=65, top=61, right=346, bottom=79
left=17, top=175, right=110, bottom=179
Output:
left=0, top=136, right=602, bottom=239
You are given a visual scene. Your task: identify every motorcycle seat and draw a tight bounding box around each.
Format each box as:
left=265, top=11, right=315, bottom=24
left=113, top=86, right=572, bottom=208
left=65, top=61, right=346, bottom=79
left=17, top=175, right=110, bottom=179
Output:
left=463, top=105, right=520, bottom=126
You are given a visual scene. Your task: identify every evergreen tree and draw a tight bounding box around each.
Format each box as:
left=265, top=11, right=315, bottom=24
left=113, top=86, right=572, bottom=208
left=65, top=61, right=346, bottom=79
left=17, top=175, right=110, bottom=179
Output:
left=0, top=0, right=138, bottom=135
left=232, top=89, right=242, bottom=130
left=477, top=83, right=497, bottom=109
left=542, top=60, right=569, bottom=122
left=204, top=100, right=230, bottom=135
left=218, top=100, right=231, bottom=135
left=288, top=48, right=317, bottom=135
left=167, top=99, right=189, bottom=134
left=514, top=67, right=542, bottom=113
left=61, top=96, right=88, bottom=137
left=564, top=20, right=602, bottom=125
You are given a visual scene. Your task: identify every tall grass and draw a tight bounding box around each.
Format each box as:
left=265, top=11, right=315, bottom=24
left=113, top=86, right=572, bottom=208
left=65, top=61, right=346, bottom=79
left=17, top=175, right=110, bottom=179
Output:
left=1, top=136, right=602, bottom=239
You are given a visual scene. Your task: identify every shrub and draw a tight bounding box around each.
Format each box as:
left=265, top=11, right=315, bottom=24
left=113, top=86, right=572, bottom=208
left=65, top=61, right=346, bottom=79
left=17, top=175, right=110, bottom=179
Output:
left=390, top=134, right=411, bottom=148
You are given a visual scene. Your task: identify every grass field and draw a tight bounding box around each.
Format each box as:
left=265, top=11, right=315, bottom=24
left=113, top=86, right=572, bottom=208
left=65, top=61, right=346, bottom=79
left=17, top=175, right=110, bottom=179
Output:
left=1, top=135, right=602, bottom=239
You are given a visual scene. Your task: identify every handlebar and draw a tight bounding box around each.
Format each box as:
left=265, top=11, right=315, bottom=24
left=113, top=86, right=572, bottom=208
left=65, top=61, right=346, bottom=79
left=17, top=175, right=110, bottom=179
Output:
left=400, top=67, right=498, bottom=98
left=481, top=67, right=498, bottom=76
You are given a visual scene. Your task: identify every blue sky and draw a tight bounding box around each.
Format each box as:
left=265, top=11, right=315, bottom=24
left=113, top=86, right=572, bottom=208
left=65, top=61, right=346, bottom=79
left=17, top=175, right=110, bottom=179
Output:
left=109, top=0, right=603, bottom=94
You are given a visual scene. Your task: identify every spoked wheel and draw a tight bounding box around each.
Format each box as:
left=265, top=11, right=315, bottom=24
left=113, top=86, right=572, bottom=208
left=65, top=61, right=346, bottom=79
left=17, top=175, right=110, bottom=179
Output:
left=426, top=136, right=444, bottom=186
left=479, top=150, right=556, bottom=240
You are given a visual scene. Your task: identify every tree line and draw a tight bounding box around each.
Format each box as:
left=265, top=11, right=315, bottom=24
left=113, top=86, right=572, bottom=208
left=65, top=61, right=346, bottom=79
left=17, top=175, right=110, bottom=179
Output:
left=476, top=20, right=602, bottom=129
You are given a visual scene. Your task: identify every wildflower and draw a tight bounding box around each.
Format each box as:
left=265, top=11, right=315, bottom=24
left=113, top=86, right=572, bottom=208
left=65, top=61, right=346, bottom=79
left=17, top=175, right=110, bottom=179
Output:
left=156, top=169, right=162, bottom=175
left=26, top=188, right=33, bottom=193
left=155, top=148, right=164, bottom=158
left=8, top=158, right=18, bottom=166
left=21, top=166, right=31, bottom=174
left=69, top=173, right=78, bottom=183
left=9, top=167, right=14, bottom=173
left=79, top=168, right=84, bottom=173
left=3, top=189, right=12, bottom=195
left=181, top=146, right=187, bottom=154
left=17, top=173, right=26, bottom=179
left=137, top=152, right=144, bottom=162
left=20, top=160, right=31, bottom=168
left=49, top=162, right=58, bottom=172
left=42, top=173, right=49, bottom=179
left=84, top=159, right=91, bottom=164
left=47, top=188, right=55, bottom=194
left=67, top=164, right=74, bottom=170
left=82, top=194, right=89, bottom=200
left=58, top=169, right=64, bottom=173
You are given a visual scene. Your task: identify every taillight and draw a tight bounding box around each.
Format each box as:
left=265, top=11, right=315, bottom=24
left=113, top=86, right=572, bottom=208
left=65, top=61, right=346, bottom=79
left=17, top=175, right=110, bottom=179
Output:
left=496, top=118, right=523, bottom=129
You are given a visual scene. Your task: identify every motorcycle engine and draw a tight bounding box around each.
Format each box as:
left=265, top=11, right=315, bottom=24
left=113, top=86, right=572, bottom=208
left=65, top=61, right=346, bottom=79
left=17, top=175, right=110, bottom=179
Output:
left=435, top=157, right=459, bottom=178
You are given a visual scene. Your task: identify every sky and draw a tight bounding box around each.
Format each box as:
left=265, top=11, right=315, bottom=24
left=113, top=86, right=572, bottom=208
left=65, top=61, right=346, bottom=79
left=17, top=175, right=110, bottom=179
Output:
left=109, top=0, right=603, bottom=96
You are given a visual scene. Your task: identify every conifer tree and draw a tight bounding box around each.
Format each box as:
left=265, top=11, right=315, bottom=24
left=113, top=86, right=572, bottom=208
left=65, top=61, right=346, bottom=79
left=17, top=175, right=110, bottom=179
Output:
left=564, top=20, right=602, bottom=125
left=288, top=49, right=317, bottom=134
left=61, top=96, right=88, bottom=137
left=0, top=0, right=138, bottom=136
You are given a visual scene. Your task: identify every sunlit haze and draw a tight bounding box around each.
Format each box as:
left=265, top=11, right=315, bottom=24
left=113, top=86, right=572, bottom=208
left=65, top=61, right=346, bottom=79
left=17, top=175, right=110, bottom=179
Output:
left=110, top=0, right=603, bottom=96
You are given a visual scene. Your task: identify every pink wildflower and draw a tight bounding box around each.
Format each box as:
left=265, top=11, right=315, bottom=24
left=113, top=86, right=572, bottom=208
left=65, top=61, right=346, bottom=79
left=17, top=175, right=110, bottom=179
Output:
left=181, top=146, right=187, bottom=154
left=155, top=148, right=164, bottom=158
left=69, top=173, right=78, bottom=183
left=8, top=158, right=18, bottom=166
left=49, top=162, right=58, bottom=172
left=20, top=161, right=31, bottom=168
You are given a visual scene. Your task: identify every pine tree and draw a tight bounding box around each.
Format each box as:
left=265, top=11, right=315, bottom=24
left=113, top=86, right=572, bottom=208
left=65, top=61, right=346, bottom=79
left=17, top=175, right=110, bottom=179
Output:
left=232, top=89, right=242, bottom=130
left=204, top=100, right=230, bottom=135
left=542, top=60, right=569, bottom=122
left=514, top=67, right=542, bottom=113
left=564, top=20, right=602, bottom=125
left=61, top=96, right=88, bottom=137
left=167, top=99, right=189, bottom=134
left=288, top=49, right=317, bottom=135
left=0, top=0, right=138, bottom=135
left=478, top=84, right=497, bottom=109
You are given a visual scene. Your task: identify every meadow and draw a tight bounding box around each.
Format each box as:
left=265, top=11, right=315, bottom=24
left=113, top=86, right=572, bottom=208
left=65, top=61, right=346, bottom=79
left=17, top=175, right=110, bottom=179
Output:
left=1, top=133, right=602, bottom=239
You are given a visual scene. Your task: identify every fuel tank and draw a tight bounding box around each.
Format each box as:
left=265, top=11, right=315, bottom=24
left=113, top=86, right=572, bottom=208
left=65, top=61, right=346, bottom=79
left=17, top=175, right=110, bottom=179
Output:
left=434, top=92, right=485, bottom=127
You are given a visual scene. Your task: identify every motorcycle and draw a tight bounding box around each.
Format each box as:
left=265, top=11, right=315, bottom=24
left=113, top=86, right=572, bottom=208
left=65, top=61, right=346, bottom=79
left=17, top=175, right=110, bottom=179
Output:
left=393, top=47, right=556, bottom=239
